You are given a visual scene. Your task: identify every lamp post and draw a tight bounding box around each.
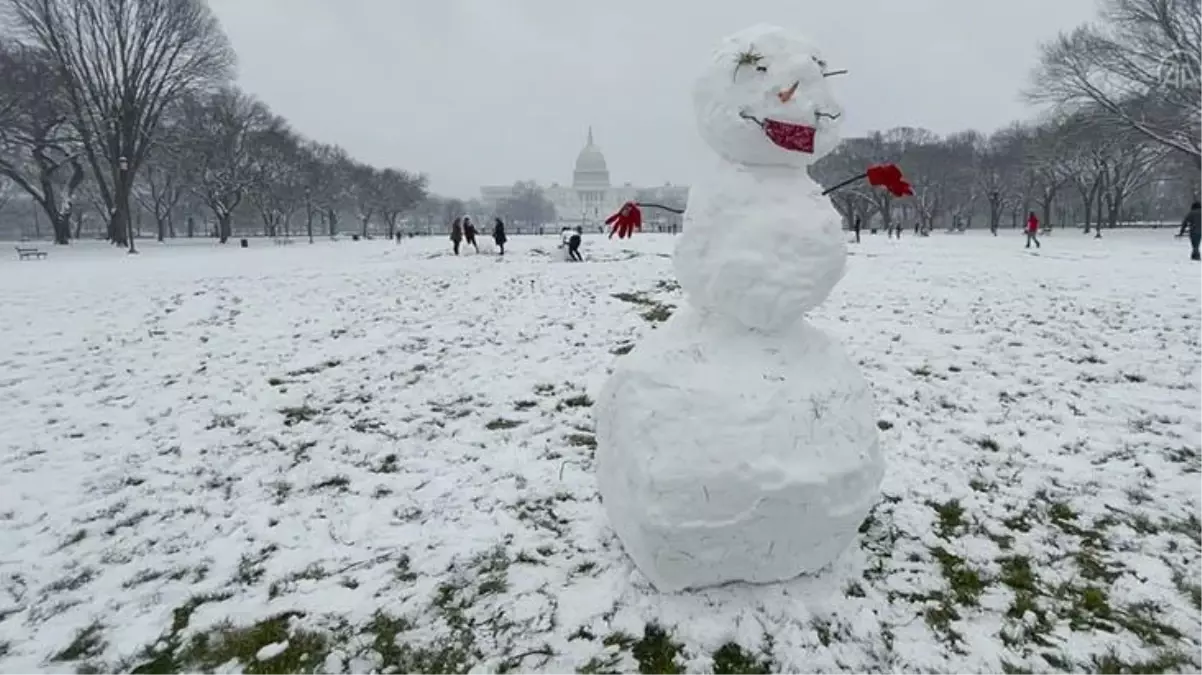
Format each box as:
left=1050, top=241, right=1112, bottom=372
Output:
left=305, top=186, right=314, bottom=243
left=120, top=156, right=136, bottom=254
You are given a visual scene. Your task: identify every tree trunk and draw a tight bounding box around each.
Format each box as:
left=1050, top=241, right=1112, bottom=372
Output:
left=327, top=208, right=338, bottom=237
left=988, top=193, right=1002, bottom=235
left=306, top=207, right=315, bottom=244
left=218, top=213, right=232, bottom=244
left=168, top=214, right=176, bottom=238
left=157, top=214, right=166, bottom=242
left=186, top=216, right=195, bottom=238
left=1079, top=184, right=1096, bottom=233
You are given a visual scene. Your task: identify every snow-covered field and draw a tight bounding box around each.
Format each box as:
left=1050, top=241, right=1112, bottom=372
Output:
left=0, top=230, right=1198, bottom=674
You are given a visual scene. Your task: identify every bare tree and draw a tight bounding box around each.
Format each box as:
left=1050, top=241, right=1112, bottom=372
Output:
left=177, top=87, right=276, bottom=243
left=246, top=125, right=304, bottom=238
left=305, top=144, right=354, bottom=238
left=4, top=0, right=235, bottom=251
left=497, top=181, right=556, bottom=230
left=0, top=40, right=85, bottom=244
left=375, top=168, right=427, bottom=238
left=348, top=162, right=380, bottom=237
left=133, top=103, right=192, bottom=241
left=1028, top=0, right=1201, bottom=164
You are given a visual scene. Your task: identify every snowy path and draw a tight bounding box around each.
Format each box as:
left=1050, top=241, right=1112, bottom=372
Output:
left=0, top=231, right=1198, bottom=673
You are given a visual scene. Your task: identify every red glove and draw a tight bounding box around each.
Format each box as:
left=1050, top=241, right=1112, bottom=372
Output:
left=865, top=164, right=913, bottom=197
left=606, top=202, right=642, bottom=239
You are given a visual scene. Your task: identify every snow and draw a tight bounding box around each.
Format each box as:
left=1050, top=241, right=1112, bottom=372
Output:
left=254, top=640, right=288, bottom=661
left=594, top=23, right=878, bottom=593
left=594, top=305, right=883, bottom=592
left=0, top=231, right=1199, bottom=673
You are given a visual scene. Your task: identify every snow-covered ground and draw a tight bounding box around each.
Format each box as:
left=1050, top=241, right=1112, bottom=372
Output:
left=0, top=230, right=1198, bottom=674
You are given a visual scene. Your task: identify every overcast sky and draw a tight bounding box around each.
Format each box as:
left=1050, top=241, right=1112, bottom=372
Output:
left=206, top=0, right=1097, bottom=199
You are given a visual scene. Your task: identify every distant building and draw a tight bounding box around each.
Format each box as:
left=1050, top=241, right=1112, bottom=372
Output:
left=481, top=127, right=689, bottom=230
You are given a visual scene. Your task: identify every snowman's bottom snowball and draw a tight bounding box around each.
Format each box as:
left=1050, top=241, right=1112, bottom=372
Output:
left=594, top=307, right=883, bottom=592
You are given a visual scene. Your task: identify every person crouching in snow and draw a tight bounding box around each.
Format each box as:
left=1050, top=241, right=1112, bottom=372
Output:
left=1025, top=211, right=1041, bottom=249
left=1178, top=200, right=1201, bottom=261
left=493, top=218, right=507, bottom=255
left=450, top=217, right=463, bottom=255
left=567, top=226, right=584, bottom=261
left=463, top=217, right=479, bottom=253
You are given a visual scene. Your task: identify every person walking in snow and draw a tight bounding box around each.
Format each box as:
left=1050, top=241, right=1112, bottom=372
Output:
left=1178, top=200, right=1201, bottom=261
left=1025, top=211, right=1041, bottom=249
left=492, top=217, right=508, bottom=255
left=852, top=216, right=861, bottom=243
left=463, top=217, right=479, bottom=253
left=450, top=217, right=463, bottom=255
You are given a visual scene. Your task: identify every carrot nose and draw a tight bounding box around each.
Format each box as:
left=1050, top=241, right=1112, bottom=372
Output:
left=778, top=81, right=799, bottom=103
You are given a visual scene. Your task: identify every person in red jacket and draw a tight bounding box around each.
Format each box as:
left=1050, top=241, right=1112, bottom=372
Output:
left=1025, top=211, right=1041, bottom=249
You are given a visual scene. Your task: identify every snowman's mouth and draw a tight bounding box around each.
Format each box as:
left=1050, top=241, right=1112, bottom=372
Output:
left=739, top=112, right=816, bottom=153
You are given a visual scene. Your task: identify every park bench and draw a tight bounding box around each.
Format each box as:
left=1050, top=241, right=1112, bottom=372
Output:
left=15, top=246, right=47, bottom=260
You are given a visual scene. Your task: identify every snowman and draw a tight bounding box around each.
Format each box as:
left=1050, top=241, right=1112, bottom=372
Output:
left=594, top=24, right=897, bottom=593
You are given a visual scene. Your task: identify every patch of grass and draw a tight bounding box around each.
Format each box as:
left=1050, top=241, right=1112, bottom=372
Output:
left=485, top=418, right=523, bottom=430
left=711, top=642, right=772, bottom=674
left=287, top=359, right=342, bottom=377
left=279, top=404, right=322, bottom=427
left=611, top=343, right=634, bottom=355
left=930, top=547, right=986, bottom=607
left=268, top=564, right=329, bottom=599
left=630, top=624, right=684, bottom=674
left=909, top=365, right=933, bottom=377
left=56, top=528, right=88, bottom=550
left=976, top=437, right=1001, bottom=452
left=612, top=291, right=655, bottom=305
left=177, top=612, right=329, bottom=674
left=373, top=454, right=399, bottom=474
left=1172, top=569, right=1202, bottom=610
left=50, top=621, right=106, bottom=662
left=1091, top=648, right=1191, bottom=674
left=928, top=499, right=965, bottom=539
left=641, top=303, right=674, bottom=323
left=560, top=393, right=593, bottom=408
left=566, top=433, right=597, bottom=449
left=234, top=545, right=278, bottom=585
left=44, top=567, right=97, bottom=594
left=513, top=399, right=539, bottom=411
left=310, top=475, right=351, bottom=492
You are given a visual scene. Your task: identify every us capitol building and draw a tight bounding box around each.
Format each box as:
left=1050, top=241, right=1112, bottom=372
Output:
left=480, top=128, right=689, bottom=229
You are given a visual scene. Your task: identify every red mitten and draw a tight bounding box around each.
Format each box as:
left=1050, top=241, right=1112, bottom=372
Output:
left=866, top=164, right=913, bottom=197
left=605, top=202, right=642, bottom=239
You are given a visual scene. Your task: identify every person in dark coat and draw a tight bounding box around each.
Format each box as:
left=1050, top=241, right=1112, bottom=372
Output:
left=567, top=226, right=583, bottom=262
left=492, top=218, right=507, bottom=255
left=1178, top=200, right=1201, bottom=261
left=450, top=217, right=463, bottom=255
left=462, top=217, right=479, bottom=253
left=853, top=216, right=861, bottom=243
left=1025, top=211, right=1041, bottom=249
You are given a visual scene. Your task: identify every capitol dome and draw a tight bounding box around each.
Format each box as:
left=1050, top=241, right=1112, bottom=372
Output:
left=573, top=127, right=611, bottom=189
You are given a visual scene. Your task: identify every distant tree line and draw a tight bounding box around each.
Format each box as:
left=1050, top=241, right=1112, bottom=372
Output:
left=0, top=0, right=428, bottom=249
left=812, top=0, right=1199, bottom=235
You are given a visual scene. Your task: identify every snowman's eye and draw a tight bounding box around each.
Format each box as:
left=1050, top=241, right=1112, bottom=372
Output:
left=733, top=47, right=766, bottom=80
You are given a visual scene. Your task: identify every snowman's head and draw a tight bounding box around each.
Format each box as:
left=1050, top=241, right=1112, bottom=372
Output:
left=693, top=24, right=844, bottom=168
